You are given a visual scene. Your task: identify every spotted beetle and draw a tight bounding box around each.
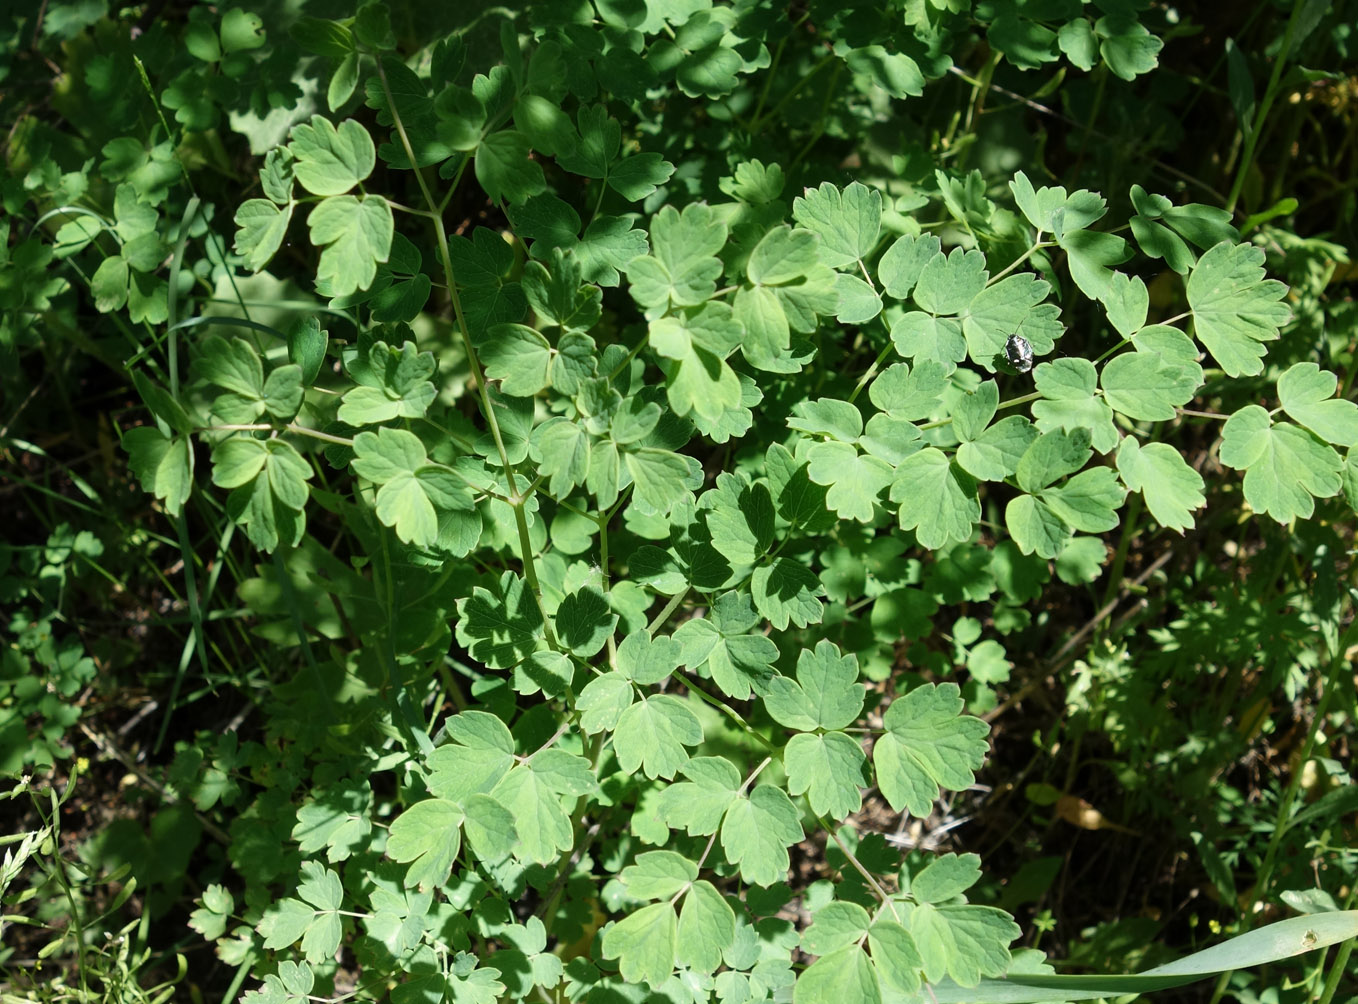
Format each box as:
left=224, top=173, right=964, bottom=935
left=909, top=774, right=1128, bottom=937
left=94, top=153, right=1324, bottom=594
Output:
left=1005, top=333, right=1034, bottom=373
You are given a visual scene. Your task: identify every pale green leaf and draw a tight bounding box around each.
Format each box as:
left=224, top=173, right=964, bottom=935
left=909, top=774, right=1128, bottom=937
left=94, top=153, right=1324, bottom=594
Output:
left=720, top=785, right=803, bottom=887
left=874, top=683, right=989, bottom=817
left=1116, top=438, right=1204, bottom=533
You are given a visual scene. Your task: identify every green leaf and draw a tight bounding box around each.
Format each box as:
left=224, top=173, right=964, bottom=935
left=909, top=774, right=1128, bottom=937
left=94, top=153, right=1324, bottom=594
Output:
left=614, top=695, right=703, bottom=779
left=874, top=683, right=990, bottom=817
left=514, top=93, right=576, bottom=157
left=625, top=447, right=697, bottom=517
left=1116, top=439, right=1204, bottom=533
left=1016, top=427, right=1093, bottom=494
left=701, top=472, right=775, bottom=565
left=987, top=14, right=1058, bottom=71
left=620, top=850, right=698, bottom=900
left=339, top=339, right=437, bottom=424
left=522, top=250, right=601, bottom=333
left=262, top=365, right=304, bottom=420
left=609, top=153, right=676, bottom=202
left=784, top=731, right=865, bottom=819
left=916, top=247, right=987, bottom=315
left=789, top=397, right=864, bottom=441
left=288, top=317, right=328, bottom=386
left=794, top=945, right=881, bottom=1004
left=803, top=901, right=873, bottom=955
left=479, top=323, right=552, bottom=396
left=962, top=274, right=1055, bottom=373
left=1058, top=18, right=1097, bottom=71
left=1277, top=362, right=1358, bottom=447
left=869, top=920, right=924, bottom=995
left=626, top=203, right=728, bottom=313
left=556, top=585, right=617, bottom=657
left=792, top=181, right=882, bottom=269
left=677, top=880, right=735, bottom=973
left=212, top=438, right=313, bottom=550
left=454, top=573, right=544, bottom=669
left=890, top=449, right=980, bottom=548
left=763, top=640, right=865, bottom=731
left=1059, top=229, right=1131, bottom=302
left=910, top=902, right=1019, bottom=986
left=243, top=961, right=313, bottom=1004
left=529, top=418, right=591, bottom=497
left=351, top=428, right=470, bottom=546
left=575, top=672, right=633, bottom=735
left=258, top=862, right=343, bottom=963
left=463, top=794, right=517, bottom=863
left=491, top=765, right=572, bottom=865
left=1102, top=272, right=1148, bottom=337
left=842, top=43, right=924, bottom=97
left=1005, top=494, right=1070, bottom=559
left=448, top=961, right=507, bottom=1004
left=1219, top=405, right=1342, bottom=523
left=1032, top=358, right=1118, bottom=453
left=752, top=557, right=825, bottom=630
left=913, top=852, right=983, bottom=903
left=475, top=130, right=547, bottom=204
left=288, top=116, right=375, bottom=196
left=748, top=225, right=822, bottom=286
left=1008, top=174, right=1106, bottom=239
left=307, top=195, right=393, bottom=297
left=1042, top=467, right=1125, bottom=533
left=91, top=255, right=129, bottom=312
left=601, top=901, right=676, bottom=988
left=386, top=798, right=463, bottom=890
left=834, top=273, right=883, bottom=323
left=878, top=234, right=942, bottom=299
left=654, top=303, right=744, bottom=423
left=575, top=215, right=650, bottom=287
left=870, top=361, right=947, bottom=421
left=1187, top=242, right=1291, bottom=377
left=123, top=427, right=193, bottom=516
left=234, top=199, right=293, bottom=271
left=1096, top=14, right=1163, bottom=81
left=807, top=441, right=892, bottom=523
left=427, top=710, right=515, bottom=800
left=659, top=756, right=741, bottom=836
left=958, top=416, right=1038, bottom=483
left=720, top=784, right=804, bottom=887
left=674, top=617, right=778, bottom=700
left=221, top=8, right=266, bottom=52
left=1100, top=352, right=1198, bottom=421
left=293, top=780, right=373, bottom=862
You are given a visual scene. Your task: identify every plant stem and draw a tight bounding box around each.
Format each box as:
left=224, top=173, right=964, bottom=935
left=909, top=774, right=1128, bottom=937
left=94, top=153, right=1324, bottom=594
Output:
left=375, top=58, right=559, bottom=649
left=1226, top=0, right=1306, bottom=214
left=986, top=238, right=1051, bottom=286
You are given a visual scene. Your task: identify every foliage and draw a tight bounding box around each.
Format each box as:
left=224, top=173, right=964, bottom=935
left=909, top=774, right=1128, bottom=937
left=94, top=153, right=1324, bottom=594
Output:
left=1, top=1, right=1356, bottom=1003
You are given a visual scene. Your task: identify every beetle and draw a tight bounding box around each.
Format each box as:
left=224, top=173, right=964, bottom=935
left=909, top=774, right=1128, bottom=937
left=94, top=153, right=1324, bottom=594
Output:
left=1005, top=333, right=1034, bottom=373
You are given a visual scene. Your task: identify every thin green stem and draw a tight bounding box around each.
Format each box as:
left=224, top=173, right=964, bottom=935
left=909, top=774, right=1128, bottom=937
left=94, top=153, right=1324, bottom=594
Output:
left=199, top=423, right=355, bottom=446
left=375, top=57, right=558, bottom=650
left=679, top=672, right=777, bottom=754
left=847, top=339, right=896, bottom=405
left=987, top=238, right=1050, bottom=287
left=818, top=814, right=900, bottom=920
left=647, top=587, right=691, bottom=635
left=1227, top=0, right=1306, bottom=213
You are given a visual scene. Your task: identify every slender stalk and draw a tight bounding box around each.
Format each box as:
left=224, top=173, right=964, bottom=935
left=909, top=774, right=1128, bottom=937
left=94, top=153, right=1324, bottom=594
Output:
left=1226, top=0, right=1306, bottom=213
left=374, top=58, right=559, bottom=649
left=819, top=814, right=900, bottom=921
left=986, top=239, right=1051, bottom=287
